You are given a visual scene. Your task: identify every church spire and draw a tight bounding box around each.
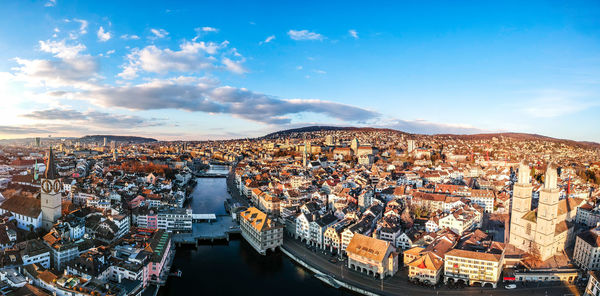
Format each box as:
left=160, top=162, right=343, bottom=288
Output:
left=45, top=147, right=58, bottom=179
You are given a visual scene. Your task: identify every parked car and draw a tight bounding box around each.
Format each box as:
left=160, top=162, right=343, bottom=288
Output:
left=505, top=284, right=517, bottom=289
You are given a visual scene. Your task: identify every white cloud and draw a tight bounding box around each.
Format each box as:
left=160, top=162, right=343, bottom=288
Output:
left=45, top=0, right=56, bottom=7
left=222, top=58, right=247, bottom=74
left=349, top=29, right=359, bottom=39
left=296, top=66, right=303, bottom=70
left=200, top=27, right=218, bottom=32
left=12, top=56, right=98, bottom=89
left=53, top=27, right=60, bottom=33
left=288, top=30, right=324, bottom=41
left=97, top=26, right=111, bottom=42
left=120, top=34, right=140, bottom=40
left=259, top=35, right=275, bottom=45
left=150, top=28, right=169, bottom=39
left=39, top=39, right=85, bottom=59
left=13, top=39, right=98, bottom=89
left=118, top=40, right=234, bottom=79
left=73, top=19, right=88, bottom=35
left=314, top=69, right=326, bottom=74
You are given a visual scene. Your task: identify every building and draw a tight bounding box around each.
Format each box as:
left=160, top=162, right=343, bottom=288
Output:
left=577, top=203, right=600, bottom=228
left=407, top=252, right=443, bottom=285
left=585, top=270, right=600, bottom=296
left=240, top=207, right=283, bottom=255
left=17, top=239, right=51, bottom=269
left=574, top=227, right=600, bottom=271
left=345, top=233, right=398, bottom=279
left=407, top=140, right=415, bottom=153
left=136, top=207, right=192, bottom=233
left=41, top=148, right=62, bottom=231
left=468, top=189, right=495, bottom=213
left=443, top=243, right=505, bottom=288
left=509, top=162, right=582, bottom=261
left=0, top=196, right=42, bottom=230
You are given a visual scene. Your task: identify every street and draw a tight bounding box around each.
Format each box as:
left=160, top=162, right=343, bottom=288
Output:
left=283, top=237, right=583, bottom=296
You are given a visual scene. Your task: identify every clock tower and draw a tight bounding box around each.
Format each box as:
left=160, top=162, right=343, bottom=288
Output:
left=41, top=147, right=62, bottom=230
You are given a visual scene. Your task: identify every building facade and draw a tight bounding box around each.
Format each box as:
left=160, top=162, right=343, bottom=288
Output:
left=240, top=207, right=283, bottom=255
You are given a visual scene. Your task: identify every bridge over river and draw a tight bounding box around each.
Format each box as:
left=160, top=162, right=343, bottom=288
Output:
left=172, top=215, right=240, bottom=246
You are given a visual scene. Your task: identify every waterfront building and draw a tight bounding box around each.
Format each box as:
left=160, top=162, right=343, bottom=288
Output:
left=136, top=207, right=192, bottom=233
left=240, top=207, right=283, bottom=255
left=345, top=233, right=398, bottom=279
left=309, top=213, right=338, bottom=248
left=323, top=218, right=353, bottom=254
left=407, top=252, right=443, bottom=284
left=443, top=243, right=505, bottom=288
left=574, top=227, right=600, bottom=271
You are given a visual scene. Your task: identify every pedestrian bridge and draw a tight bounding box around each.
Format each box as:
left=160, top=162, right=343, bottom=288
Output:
left=192, top=213, right=217, bottom=221
left=172, top=215, right=240, bottom=245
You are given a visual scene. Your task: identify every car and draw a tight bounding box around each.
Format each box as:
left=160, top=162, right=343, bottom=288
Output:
left=329, top=258, right=337, bottom=263
left=505, top=284, right=517, bottom=289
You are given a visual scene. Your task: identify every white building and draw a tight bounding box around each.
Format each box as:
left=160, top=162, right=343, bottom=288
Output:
left=574, top=227, right=600, bottom=271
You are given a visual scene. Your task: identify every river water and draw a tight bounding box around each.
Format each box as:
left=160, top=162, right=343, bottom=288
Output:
left=158, top=170, right=344, bottom=295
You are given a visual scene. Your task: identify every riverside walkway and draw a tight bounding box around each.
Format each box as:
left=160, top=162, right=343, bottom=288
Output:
left=282, top=237, right=582, bottom=296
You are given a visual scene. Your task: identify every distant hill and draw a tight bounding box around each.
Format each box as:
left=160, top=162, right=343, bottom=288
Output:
left=262, top=126, right=408, bottom=139
left=261, top=126, right=600, bottom=149
left=434, top=132, right=600, bottom=149
left=79, top=135, right=157, bottom=143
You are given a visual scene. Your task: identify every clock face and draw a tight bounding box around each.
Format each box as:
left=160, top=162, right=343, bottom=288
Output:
left=42, top=180, right=52, bottom=193
left=53, top=180, right=61, bottom=193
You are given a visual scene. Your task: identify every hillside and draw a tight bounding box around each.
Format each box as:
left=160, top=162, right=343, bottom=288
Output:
left=262, top=126, right=408, bottom=139
left=261, top=126, right=600, bottom=149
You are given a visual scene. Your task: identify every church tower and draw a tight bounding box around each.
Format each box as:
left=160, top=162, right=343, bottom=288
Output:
left=536, top=163, right=560, bottom=261
left=41, top=147, right=62, bottom=231
left=509, top=161, right=533, bottom=249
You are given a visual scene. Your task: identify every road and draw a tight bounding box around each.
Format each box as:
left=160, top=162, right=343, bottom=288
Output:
left=283, top=237, right=583, bottom=296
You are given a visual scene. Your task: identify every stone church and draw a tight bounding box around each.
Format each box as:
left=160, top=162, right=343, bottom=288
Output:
left=509, top=162, right=583, bottom=261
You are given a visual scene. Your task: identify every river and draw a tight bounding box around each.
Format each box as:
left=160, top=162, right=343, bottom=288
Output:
left=158, top=169, right=345, bottom=295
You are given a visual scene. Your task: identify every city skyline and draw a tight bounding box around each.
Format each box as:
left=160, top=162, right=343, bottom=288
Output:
left=1, top=0, right=599, bottom=142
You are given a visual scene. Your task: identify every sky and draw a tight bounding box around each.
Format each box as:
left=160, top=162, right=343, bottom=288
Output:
left=0, top=0, right=599, bottom=141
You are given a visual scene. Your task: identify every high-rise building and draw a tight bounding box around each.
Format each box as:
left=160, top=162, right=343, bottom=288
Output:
left=41, top=147, right=62, bottom=231
left=407, top=140, right=415, bottom=153
left=35, top=137, right=41, bottom=147
left=351, top=138, right=359, bottom=153
left=103, top=137, right=107, bottom=147
left=325, top=135, right=335, bottom=146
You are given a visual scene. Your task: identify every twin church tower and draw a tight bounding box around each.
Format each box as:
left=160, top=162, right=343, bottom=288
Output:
left=509, top=161, right=570, bottom=261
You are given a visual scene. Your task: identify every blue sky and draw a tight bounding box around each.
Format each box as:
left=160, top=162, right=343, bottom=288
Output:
left=0, top=0, right=599, bottom=141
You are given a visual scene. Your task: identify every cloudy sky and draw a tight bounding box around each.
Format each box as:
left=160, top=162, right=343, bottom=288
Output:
left=0, top=1, right=599, bottom=141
